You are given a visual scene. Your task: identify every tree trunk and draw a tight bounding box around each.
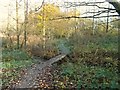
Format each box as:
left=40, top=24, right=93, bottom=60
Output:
left=24, top=0, right=28, bottom=49
left=106, top=0, right=120, bottom=16
left=16, top=0, right=19, bottom=49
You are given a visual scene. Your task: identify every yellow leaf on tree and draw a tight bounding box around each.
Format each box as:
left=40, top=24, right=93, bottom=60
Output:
left=38, top=15, right=42, bottom=20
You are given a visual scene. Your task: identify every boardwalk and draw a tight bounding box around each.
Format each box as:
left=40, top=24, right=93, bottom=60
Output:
left=14, top=54, right=66, bottom=88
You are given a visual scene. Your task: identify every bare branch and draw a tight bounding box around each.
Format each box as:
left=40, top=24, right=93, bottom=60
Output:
left=64, top=1, right=105, bottom=8
left=49, top=15, right=119, bottom=21
left=106, top=0, right=120, bottom=15
left=82, top=9, right=116, bottom=15
left=35, top=0, right=45, bottom=12
left=64, top=1, right=116, bottom=10
left=80, top=15, right=119, bottom=18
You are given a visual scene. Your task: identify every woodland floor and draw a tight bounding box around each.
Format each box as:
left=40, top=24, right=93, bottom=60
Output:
left=10, top=54, right=66, bottom=88
left=2, top=51, right=119, bottom=89
left=2, top=35, right=119, bottom=89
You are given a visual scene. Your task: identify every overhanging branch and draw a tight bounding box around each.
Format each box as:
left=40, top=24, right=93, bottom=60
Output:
left=49, top=15, right=119, bottom=21
left=64, top=1, right=116, bottom=10
left=106, top=0, right=120, bottom=15
left=35, top=0, right=45, bottom=12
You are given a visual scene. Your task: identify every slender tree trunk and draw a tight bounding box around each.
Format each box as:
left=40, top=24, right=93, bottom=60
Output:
left=92, top=16, right=95, bottom=35
left=16, top=0, right=19, bottom=49
left=24, top=0, right=28, bottom=49
left=92, top=2, right=95, bottom=35
left=106, top=5, right=110, bottom=33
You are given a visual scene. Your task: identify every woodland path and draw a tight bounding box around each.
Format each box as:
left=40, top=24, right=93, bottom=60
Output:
left=13, top=39, right=70, bottom=88
left=14, top=54, right=66, bottom=88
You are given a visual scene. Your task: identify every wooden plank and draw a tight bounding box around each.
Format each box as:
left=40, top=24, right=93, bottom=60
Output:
left=45, top=54, right=66, bottom=65
left=15, top=54, right=66, bottom=88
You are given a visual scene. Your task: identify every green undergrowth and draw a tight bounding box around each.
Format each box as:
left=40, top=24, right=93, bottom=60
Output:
left=2, top=49, right=31, bottom=62
left=1, top=49, right=34, bottom=88
left=54, top=59, right=119, bottom=89
left=69, top=31, right=118, bottom=53
left=53, top=32, right=119, bottom=89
